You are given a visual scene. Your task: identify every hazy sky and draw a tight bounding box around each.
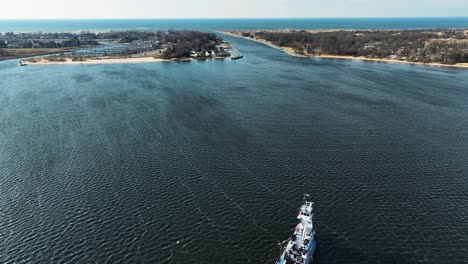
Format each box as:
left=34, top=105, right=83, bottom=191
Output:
left=1, top=0, right=468, bottom=19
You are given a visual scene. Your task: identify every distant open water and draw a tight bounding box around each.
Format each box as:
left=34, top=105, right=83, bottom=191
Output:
left=1, top=18, right=468, bottom=33
left=0, top=19, right=468, bottom=264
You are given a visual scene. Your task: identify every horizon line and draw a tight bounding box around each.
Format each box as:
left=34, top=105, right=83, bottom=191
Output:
left=1, top=16, right=468, bottom=21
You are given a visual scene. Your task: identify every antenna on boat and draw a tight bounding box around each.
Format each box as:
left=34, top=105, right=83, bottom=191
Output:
left=304, top=193, right=314, bottom=209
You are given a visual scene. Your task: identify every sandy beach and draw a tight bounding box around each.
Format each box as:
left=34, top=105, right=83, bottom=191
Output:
left=222, top=31, right=468, bottom=69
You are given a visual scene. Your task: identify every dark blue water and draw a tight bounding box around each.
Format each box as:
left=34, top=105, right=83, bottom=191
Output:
left=1, top=21, right=468, bottom=264
left=1, top=17, right=468, bottom=33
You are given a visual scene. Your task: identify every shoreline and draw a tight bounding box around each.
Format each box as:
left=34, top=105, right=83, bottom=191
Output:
left=0, top=48, right=76, bottom=62
left=0, top=45, right=100, bottom=62
left=24, top=57, right=171, bottom=65
left=22, top=56, right=227, bottom=65
left=221, top=31, right=468, bottom=69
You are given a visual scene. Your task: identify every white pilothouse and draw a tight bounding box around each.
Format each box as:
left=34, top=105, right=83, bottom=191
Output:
left=277, top=194, right=318, bottom=264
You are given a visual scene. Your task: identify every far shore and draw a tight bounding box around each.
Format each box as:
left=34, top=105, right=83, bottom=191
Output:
left=24, top=57, right=171, bottom=65
left=221, top=31, right=468, bottom=69
left=22, top=56, right=228, bottom=65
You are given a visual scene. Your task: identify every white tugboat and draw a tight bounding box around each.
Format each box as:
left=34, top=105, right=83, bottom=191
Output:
left=277, top=194, right=318, bottom=264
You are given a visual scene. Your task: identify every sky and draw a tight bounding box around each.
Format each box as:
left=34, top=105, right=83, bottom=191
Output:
left=1, top=0, right=468, bottom=19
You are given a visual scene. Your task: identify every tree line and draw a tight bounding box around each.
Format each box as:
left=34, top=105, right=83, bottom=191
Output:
left=248, top=29, right=468, bottom=64
left=162, top=31, right=221, bottom=59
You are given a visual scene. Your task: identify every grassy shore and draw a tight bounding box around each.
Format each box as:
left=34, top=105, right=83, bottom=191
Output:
left=0, top=48, right=76, bottom=61
left=222, top=31, right=468, bottom=69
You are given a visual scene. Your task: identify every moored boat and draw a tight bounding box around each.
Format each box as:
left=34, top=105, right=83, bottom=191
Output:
left=231, top=55, right=244, bottom=60
left=277, top=194, right=318, bottom=264
left=230, top=44, right=243, bottom=60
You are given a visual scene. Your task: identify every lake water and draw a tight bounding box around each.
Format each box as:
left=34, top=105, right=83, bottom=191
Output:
left=1, top=19, right=468, bottom=264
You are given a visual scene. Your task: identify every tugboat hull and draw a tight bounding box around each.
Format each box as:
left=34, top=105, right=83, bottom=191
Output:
left=277, top=238, right=317, bottom=264
left=276, top=195, right=318, bottom=264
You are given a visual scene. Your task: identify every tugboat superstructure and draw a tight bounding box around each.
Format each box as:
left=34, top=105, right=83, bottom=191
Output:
left=277, top=194, right=318, bottom=264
